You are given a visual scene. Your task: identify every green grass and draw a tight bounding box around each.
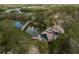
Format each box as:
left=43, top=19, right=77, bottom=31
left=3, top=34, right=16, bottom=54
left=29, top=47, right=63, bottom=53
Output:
left=0, top=19, right=49, bottom=53
left=0, top=5, right=79, bottom=53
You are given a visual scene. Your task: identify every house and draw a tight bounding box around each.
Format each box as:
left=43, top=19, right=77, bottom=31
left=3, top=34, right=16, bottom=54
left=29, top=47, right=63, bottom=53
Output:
left=32, top=22, right=64, bottom=42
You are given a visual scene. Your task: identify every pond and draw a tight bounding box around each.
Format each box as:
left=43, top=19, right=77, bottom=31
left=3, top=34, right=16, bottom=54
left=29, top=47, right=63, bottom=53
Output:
left=14, top=21, right=40, bottom=36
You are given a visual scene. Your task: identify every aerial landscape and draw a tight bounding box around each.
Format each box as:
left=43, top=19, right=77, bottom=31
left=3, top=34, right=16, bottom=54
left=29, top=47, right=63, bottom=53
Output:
left=0, top=4, right=79, bottom=54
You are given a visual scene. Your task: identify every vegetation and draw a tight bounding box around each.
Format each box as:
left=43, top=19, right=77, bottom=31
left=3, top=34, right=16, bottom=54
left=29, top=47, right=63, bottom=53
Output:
left=0, top=4, right=79, bottom=54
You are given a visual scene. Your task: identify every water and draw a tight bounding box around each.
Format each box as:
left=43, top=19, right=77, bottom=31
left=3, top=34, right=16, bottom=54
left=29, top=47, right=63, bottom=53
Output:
left=14, top=21, right=39, bottom=36
left=14, top=21, right=24, bottom=29
left=26, top=26, right=39, bottom=36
